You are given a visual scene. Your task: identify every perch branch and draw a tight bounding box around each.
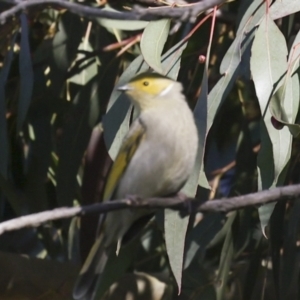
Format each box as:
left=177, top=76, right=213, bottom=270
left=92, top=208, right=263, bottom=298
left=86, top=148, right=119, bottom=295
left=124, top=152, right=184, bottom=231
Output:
left=0, top=183, right=300, bottom=235
left=0, top=0, right=225, bottom=24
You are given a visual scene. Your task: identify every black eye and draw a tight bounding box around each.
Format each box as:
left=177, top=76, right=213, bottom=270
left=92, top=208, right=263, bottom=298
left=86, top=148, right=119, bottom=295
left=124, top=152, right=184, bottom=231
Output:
left=143, top=81, right=149, bottom=86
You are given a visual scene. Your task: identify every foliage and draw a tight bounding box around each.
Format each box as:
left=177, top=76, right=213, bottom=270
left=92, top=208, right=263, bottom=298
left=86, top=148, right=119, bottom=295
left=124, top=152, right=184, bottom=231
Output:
left=1, top=0, right=300, bottom=299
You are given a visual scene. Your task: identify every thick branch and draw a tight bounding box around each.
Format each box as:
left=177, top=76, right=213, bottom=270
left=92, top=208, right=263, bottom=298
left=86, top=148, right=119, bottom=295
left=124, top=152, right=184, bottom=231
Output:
left=1, top=183, right=300, bottom=235
left=0, top=0, right=225, bottom=24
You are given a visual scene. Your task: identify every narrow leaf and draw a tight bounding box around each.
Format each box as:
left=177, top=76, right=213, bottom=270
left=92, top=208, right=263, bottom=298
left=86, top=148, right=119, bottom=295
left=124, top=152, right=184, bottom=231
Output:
left=164, top=209, right=187, bottom=295
left=97, top=6, right=148, bottom=31
left=56, top=77, right=100, bottom=207
left=0, top=34, right=17, bottom=177
left=251, top=15, right=289, bottom=232
left=18, top=13, right=33, bottom=131
left=250, top=15, right=288, bottom=114
left=141, top=19, right=171, bottom=73
left=216, top=213, right=236, bottom=300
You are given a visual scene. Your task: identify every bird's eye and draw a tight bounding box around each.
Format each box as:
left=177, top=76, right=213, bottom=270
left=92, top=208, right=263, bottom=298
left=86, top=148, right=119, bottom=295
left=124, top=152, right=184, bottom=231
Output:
left=143, top=81, right=149, bottom=86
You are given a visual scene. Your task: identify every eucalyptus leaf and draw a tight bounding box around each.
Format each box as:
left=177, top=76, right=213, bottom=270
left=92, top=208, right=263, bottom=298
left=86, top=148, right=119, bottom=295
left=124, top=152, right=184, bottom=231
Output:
left=216, top=213, right=236, bottom=300
left=251, top=15, right=290, bottom=232
left=68, top=42, right=98, bottom=86
left=48, top=12, right=84, bottom=97
left=18, top=14, right=33, bottom=132
left=141, top=19, right=171, bottom=73
left=270, top=0, right=300, bottom=20
left=269, top=30, right=300, bottom=137
left=164, top=209, right=187, bottom=294
left=56, top=76, right=100, bottom=207
left=97, top=6, right=148, bottom=31
left=0, top=33, right=17, bottom=178
left=250, top=15, right=288, bottom=115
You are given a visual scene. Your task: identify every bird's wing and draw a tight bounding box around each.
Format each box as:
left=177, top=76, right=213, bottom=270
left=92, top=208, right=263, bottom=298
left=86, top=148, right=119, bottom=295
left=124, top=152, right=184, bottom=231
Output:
left=73, top=119, right=146, bottom=300
left=103, top=118, right=146, bottom=201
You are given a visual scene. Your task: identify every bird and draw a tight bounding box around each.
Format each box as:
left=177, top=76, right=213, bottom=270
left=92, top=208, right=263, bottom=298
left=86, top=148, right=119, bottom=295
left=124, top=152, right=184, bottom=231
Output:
left=73, top=72, right=198, bottom=300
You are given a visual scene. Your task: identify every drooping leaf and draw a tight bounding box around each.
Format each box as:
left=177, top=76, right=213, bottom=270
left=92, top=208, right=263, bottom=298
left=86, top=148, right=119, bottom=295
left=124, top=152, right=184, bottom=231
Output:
left=250, top=15, right=288, bottom=115
left=207, top=0, right=264, bottom=131
left=270, top=77, right=300, bottom=137
left=164, top=209, right=187, bottom=295
left=269, top=29, right=300, bottom=137
left=0, top=33, right=17, bottom=178
left=251, top=15, right=289, bottom=232
left=161, top=40, right=187, bottom=78
left=48, top=12, right=84, bottom=97
left=216, top=212, right=236, bottom=300
left=17, top=13, right=33, bottom=132
left=56, top=76, right=101, bottom=207
left=140, top=19, right=171, bottom=73
left=184, top=213, right=224, bottom=269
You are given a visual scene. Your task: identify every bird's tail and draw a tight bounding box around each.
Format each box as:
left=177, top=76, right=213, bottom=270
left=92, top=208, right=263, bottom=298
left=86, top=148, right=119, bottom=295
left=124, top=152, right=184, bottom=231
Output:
left=73, top=233, right=109, bottom=300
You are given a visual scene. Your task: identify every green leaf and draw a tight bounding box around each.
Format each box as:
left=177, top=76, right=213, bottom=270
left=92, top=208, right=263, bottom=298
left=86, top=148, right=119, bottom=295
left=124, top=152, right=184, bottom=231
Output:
left=270, top=77, right=300, bottom=137
left=251, top=15, right=289, bottom=232
left=56, top=76, right=100, bottom=207
left=97, top=6, right=148, bottom=31
left=0, top=33, right=17, bottom=178
left=270, top=0, right=300, bottom=20
left=250, top=15, right=288, bottom=114
left=161, top=40, right=187, bottom=78
left=207, top=0, right=264, bottom=132
left=216, top=213, right=236, bottom=300
left=141, top=19, right=171, bottom=73
left=18, top=13, right=33, bottom=132
left=269, top=29, right=300, bottom=137
left=68, top=42, right=98, bottom=86
left=184, top=213, right=224, bottom=269
left=164, top=209, right=187, bottom=294
left=48, top=12, right=84, bottom=97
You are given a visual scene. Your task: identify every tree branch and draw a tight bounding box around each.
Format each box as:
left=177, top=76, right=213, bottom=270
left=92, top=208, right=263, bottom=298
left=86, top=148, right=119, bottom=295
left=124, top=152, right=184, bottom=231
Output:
left=1, top=183, right=300, bottom=235
left=0, top=0, right=225, bottom=24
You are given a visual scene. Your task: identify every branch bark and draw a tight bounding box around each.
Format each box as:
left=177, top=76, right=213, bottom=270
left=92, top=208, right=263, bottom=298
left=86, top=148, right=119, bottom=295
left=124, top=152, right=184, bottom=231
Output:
left=1, top=183, right=300, bottom=235
left=0, top=0, right=225, bottom=24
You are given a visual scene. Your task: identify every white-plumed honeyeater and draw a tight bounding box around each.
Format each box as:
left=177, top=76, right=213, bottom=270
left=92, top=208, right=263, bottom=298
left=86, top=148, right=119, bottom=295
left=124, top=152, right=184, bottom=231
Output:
left=73, top=72, right=198, bottom=299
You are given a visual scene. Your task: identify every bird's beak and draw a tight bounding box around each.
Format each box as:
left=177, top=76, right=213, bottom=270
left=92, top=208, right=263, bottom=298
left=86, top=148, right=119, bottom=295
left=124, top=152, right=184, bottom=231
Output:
left=117, top=84, right=133, bottom=92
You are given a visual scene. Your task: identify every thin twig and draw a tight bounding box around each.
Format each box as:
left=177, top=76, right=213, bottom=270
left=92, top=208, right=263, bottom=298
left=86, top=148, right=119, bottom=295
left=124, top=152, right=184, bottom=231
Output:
left=1, top=183, right=300, bottom=235
left=0, top=0, right=226, bottom=24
